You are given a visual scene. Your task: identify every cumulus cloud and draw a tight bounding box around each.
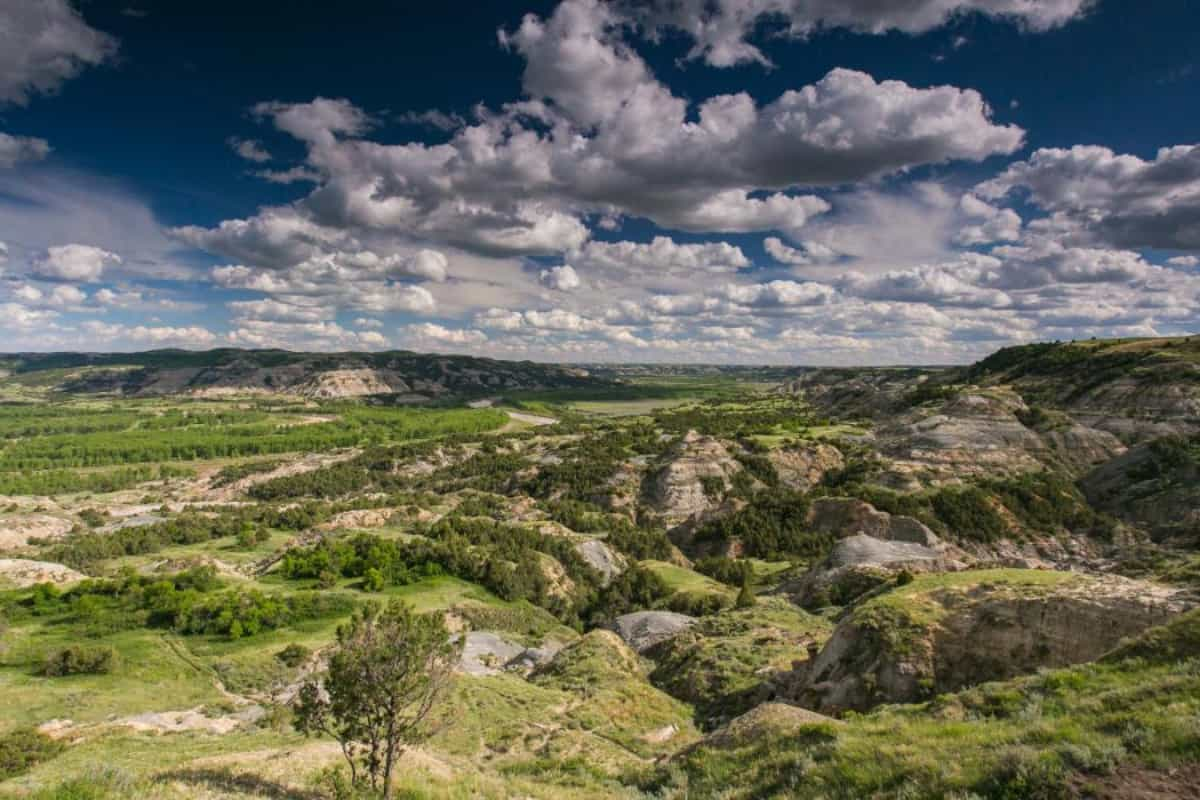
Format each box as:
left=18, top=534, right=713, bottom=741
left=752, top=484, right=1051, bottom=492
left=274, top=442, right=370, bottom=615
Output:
left=174, top=208, right=346, bottom=269
left=1, top=301, right=59, bottom=330
left=635, top=0, right=1090, bottom=67
left=1168, top=255, right=1199, bottom=268
left=0, top=0, right=117, bottom=106
left=723, top=279, right=838, bottom=307
left=226, top=319, right=387, bottom=350
left=227, top=137, right=272, bottom=163
left=254, top=166, right=321, bottom=184
left=47, top=284, right=87, bottom=307
left=80, top=321, right=217, bottom=347
left=540, top=264, right=581, bottom=291
left=984, top=241, right=1156, bottom=289
left=977, top=144, right=1200, bottom=250
left=573, top=236, right=750, bottom=280
left=839, top=263, right=1012, bottom=308
left=227, top=298, right=332, bottom=323
left=201, top=2, right=1020, bottom=262
left=32, top=244, right=121, bottom=282
left=405, top=322, right=488, bottom=346
left=955, top=193, right=1022, bottom=245
left=764, top=236, right=838, bottom=266
left=0, top=132, right=51, bottom=167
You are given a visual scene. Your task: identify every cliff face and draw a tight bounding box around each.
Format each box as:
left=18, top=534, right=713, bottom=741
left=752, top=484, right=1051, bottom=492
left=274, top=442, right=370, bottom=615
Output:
left=650, top=431, right=742, bottom=528
left=784, top=571, right=1192, bottom=714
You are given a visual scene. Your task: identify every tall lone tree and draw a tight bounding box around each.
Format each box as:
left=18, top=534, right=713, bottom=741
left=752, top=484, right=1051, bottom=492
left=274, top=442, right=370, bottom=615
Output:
left=293, top=600, right=461, bottom=799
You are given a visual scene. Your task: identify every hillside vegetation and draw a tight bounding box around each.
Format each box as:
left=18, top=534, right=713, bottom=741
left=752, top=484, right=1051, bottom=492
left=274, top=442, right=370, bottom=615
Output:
left=1, top=338, right=1198, bottom=798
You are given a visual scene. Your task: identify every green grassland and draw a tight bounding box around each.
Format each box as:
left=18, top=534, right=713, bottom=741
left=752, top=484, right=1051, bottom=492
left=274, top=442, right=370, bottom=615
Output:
left=643, top=609, right=1200, bottom=799
left=1, top=348, right=1198, bottom=799
left=508, top=376, right=763, bottom=417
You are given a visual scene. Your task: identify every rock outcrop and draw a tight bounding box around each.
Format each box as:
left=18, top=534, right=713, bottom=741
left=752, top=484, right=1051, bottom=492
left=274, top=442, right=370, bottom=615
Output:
left=0, top=558, right=85, bottom=588
left=767, top=443, right=844, bottom=492
left=610, top=610, right=697, bottom=653
left=805, top=497, right=941, bottom=546
left=784, top=570, right=1191, bottom=714
left=575, top=539, right=627, bottom=586
left=650, top=431, right=741, bottom=528
left=1081, top=435, right=1200, bottom=544
left=877, top=388, right=1125, bottom=481
left=456, top=631, right=562, bottom=676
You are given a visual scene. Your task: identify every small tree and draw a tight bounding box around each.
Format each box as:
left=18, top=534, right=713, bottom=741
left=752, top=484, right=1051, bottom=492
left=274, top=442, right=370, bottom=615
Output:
left=292, top=601, right=461, bottom=799
left=735, top=573, right=756, bottom=609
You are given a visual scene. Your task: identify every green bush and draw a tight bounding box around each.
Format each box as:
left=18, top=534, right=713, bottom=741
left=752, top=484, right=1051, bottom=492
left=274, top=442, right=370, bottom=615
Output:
left=39, top=644, right=117, bottom=676
left=275, top=643, right=313, bottom=668
left=0, top=728, right=64, bottom=780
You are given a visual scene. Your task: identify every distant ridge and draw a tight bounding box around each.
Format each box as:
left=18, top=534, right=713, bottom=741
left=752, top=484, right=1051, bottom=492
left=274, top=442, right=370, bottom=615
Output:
left=0, top=348, right=602, bottom=400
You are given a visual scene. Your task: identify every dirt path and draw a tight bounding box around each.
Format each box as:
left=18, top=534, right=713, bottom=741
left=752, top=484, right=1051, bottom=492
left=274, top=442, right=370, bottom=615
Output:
left=505, top=410, right=558, bottom=427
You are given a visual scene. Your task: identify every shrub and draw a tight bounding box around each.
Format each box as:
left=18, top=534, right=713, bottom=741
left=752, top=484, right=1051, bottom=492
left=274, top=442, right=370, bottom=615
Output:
left=40, top=644, right=117, bottom=676
left=667, top=591, right=730, bottom=617
left=694, top=556, right=754, bottom=587
left=735, top=577, right=756, bottom=609
left=0, top=728, right=65, bottom=780
left=363, top=567, right=386, bottom=592
left=700, top=475, right=726, bottom=501
left=77, top=508, right=107, bottom=528
left=276, top=643, right=313, bottom=668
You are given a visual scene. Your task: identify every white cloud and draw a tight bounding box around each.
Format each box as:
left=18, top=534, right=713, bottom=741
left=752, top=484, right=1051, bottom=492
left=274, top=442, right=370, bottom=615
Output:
left=839, top=263, right=1012, bottom=308
left=723, top=280, right=838, bottom=307
left=227, top=137, right=272, bottom=163
left=0, top=0, right=117, bottom=106
left=764, top=236, right=838, bottom=266
left=0, top=132, right=50, bottom=167
left=33, top=244, right=121, bottom=282
left=955, top=193, right=1022, bottom=245
left=984, top=241, right=1156, bottom=289
left=978, top=144, right=1200, bottom=250
left=227, top=298, right=333, bottom=323
left=217, top=9, right=1020, bottom=260
left=13, top=285, right=42, bottom=303
left=81, top=321, right=217, bottom=347
left=226, top=319, right=386, bottom=351
left=404, top=322, right=488, bottom=346
left=540, top=264, right=581, bottom=291
left=47, top=284, right=87, bottom=307
left=635, top=0, right=1090, bottom=67
left=1, top=301, right=58, bottom=330
left=0, top=170, right=192, bottom=281
left=254, top=166, right=320, bottom=184
left=1167, top=255, right=1199, bottom=268
left=573, top=236, right=750, bottom=279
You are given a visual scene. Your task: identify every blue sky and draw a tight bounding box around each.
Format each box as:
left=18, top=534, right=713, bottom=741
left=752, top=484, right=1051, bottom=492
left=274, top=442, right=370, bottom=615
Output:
left=2, top=0, right=1199, bottom=363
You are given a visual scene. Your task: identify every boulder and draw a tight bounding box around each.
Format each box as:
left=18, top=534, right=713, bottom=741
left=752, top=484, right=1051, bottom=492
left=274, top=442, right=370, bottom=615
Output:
left=610, top=610, right=697, bottom=653
left=806, top=497, right=940, bottom=547
left=575, top=539, right=627, bottom=586
left=457, top=632, right=527, bottom=676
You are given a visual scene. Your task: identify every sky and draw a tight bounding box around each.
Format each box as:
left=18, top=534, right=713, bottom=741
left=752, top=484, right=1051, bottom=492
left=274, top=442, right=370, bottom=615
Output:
left=1, top=0, right=1199, bottom=365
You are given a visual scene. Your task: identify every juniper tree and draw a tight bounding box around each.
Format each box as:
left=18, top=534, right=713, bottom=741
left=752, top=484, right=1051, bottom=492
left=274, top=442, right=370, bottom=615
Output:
left=292, top=600, right=461, bottom=799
